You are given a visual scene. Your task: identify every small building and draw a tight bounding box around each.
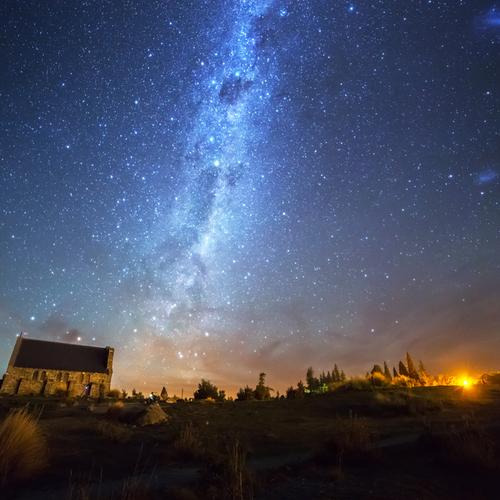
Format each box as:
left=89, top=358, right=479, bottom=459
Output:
left=0, top=336, right=114, bottom=398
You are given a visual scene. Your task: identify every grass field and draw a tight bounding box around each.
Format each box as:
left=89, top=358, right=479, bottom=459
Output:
left=1, top=385, right=499, bottom=499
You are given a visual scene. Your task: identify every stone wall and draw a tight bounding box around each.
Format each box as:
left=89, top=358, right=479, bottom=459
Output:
left=0, top=366, right=111, bottom=397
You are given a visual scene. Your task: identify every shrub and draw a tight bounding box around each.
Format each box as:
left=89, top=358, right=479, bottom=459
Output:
left=96, top=420, right=132, bottom=443
left=369, top=372, right=389, bottom=387
left=107, top=389, right=121, bottom=399
left=237, top=386, right=255, bottom=401
left=334, top=377, right=373, bottom=392
left=392, top=375, right=416, bottom=388
left=194, top=379, right=225, bottom=401
left=0, top=407, right=48, bottom=486
left=107, top=400, right=125, bottom=419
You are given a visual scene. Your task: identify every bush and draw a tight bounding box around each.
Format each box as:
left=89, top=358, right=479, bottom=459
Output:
left=107, top=400, right=125, bottom=419
left=392, top=375, right=417, bottom=388
left=0, top=407, right=48, bottom=486
left=334, top=378, right=373, bottom=392
left=369, top=391, right=443, bottom=417
left=96, top=420, right=132, bottom=443
left=369, top=372, right=389, bottom=387
left=194, top=379, right=225, bottom=401
left=107, top=389, right=121, bottom=399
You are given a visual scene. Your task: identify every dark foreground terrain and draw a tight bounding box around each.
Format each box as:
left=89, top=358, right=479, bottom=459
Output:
left=1, top=385, right=500, bottom=499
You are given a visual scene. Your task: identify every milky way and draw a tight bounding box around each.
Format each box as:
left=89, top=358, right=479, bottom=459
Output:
left=1, top=1, right=500, bottom=394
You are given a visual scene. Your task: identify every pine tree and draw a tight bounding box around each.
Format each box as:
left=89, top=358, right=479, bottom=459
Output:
left=340, top=370, right=346, bottom=382
left=306, top=367, right=319, bottom=392
left=333, top=364, right=340, bottom=383
left=418, top=360, right=429, bottom=385
left=398, top=360, right=409, bottom=377
left=160, top=386, right=168, bottom=401
left=383, top=361, right=392, bottom=381
left=393, top=367, right=398, bottom=378
left=371, top=364, right=383, bottom=375
left=296, top=380, right=305, bottom=398
left=255, top=372, right=272, bottom=400
left=406, top=352, right=419, bottom=380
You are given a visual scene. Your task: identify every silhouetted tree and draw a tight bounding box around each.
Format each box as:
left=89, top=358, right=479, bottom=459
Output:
left=297, top=380, right=305, bottom=398
left=393, top=367, right=398, bottom=378
left=160, top=386, right=168, bottom=401
left=371, top=364, right=383, bottom=375
left=194, top=379, right=222, bottom=400
left=418, top=360, right=429, bottom=385
left=255, top=372, right=273, bottom=400
left=406, top=352, right=419, bottom=380
left=306, top=367, right=320, bottom=392
left=398, top=360, right=409, bottom=377
left=333, top=364, right=341, bottom=383
left=383, top=361, right=392, bottom=381
left=340, top=370, right=346, bottom=382
left=237, top=385, right=255, bottom=401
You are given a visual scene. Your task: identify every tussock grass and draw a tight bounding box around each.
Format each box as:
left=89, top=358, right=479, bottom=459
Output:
left=174, top=421, right=203, bottom=459
left=318, top=413, right=374, bottom=472
left=421, top=416, right=497, bottom=471
left=204, top=437, right=253, bottom=500
left=96, top=420, right=132, bottom=443
left=0, top=407, right=48, bottom=486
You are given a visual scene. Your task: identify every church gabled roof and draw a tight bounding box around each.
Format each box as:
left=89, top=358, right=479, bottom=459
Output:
left=12, top=337, right=110, bottom=373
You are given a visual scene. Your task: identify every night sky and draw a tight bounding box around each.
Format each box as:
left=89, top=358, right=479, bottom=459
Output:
left=1, top=1, right=499, bottom=394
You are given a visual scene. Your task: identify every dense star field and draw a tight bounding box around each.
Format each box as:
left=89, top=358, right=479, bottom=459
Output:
left=1, top=1, right=499, bottom=394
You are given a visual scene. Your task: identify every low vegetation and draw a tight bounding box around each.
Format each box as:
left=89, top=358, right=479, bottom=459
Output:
left=96, top=420, right=132, bottom=443
left=174, top=421, right=204, bottom=459
left=0, top=407, right=47, bottom=486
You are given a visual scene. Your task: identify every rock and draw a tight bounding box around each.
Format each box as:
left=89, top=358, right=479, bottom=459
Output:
left=135, top=403, right=169, bottom=426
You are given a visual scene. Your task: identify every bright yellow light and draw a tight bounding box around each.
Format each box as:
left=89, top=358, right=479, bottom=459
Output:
left=461, top=378, right=472, bottom=389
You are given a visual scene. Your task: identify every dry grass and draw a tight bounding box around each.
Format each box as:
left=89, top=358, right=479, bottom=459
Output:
left=0, top=407, right=48, bottom=486
left=96, top=420, right=132, bottom=443
left=422, top=416, right=497, bottom=471
left=319, top=413, right=374, bottom=471
left=370, top=390, right=443, bottom=416
left=174, top=421, right=203, bottom=459
left=203, top=437, right=253, bottom=500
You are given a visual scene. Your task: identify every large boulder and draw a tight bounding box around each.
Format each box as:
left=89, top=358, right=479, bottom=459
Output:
left=135, top=403, right=169, bottom=426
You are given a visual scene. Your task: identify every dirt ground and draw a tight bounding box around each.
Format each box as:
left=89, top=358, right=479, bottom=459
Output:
left=1, top=385, right=500, bottom=499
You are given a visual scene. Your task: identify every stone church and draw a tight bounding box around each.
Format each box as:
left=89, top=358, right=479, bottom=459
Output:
left=0, top=335, right=114, bottom=398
